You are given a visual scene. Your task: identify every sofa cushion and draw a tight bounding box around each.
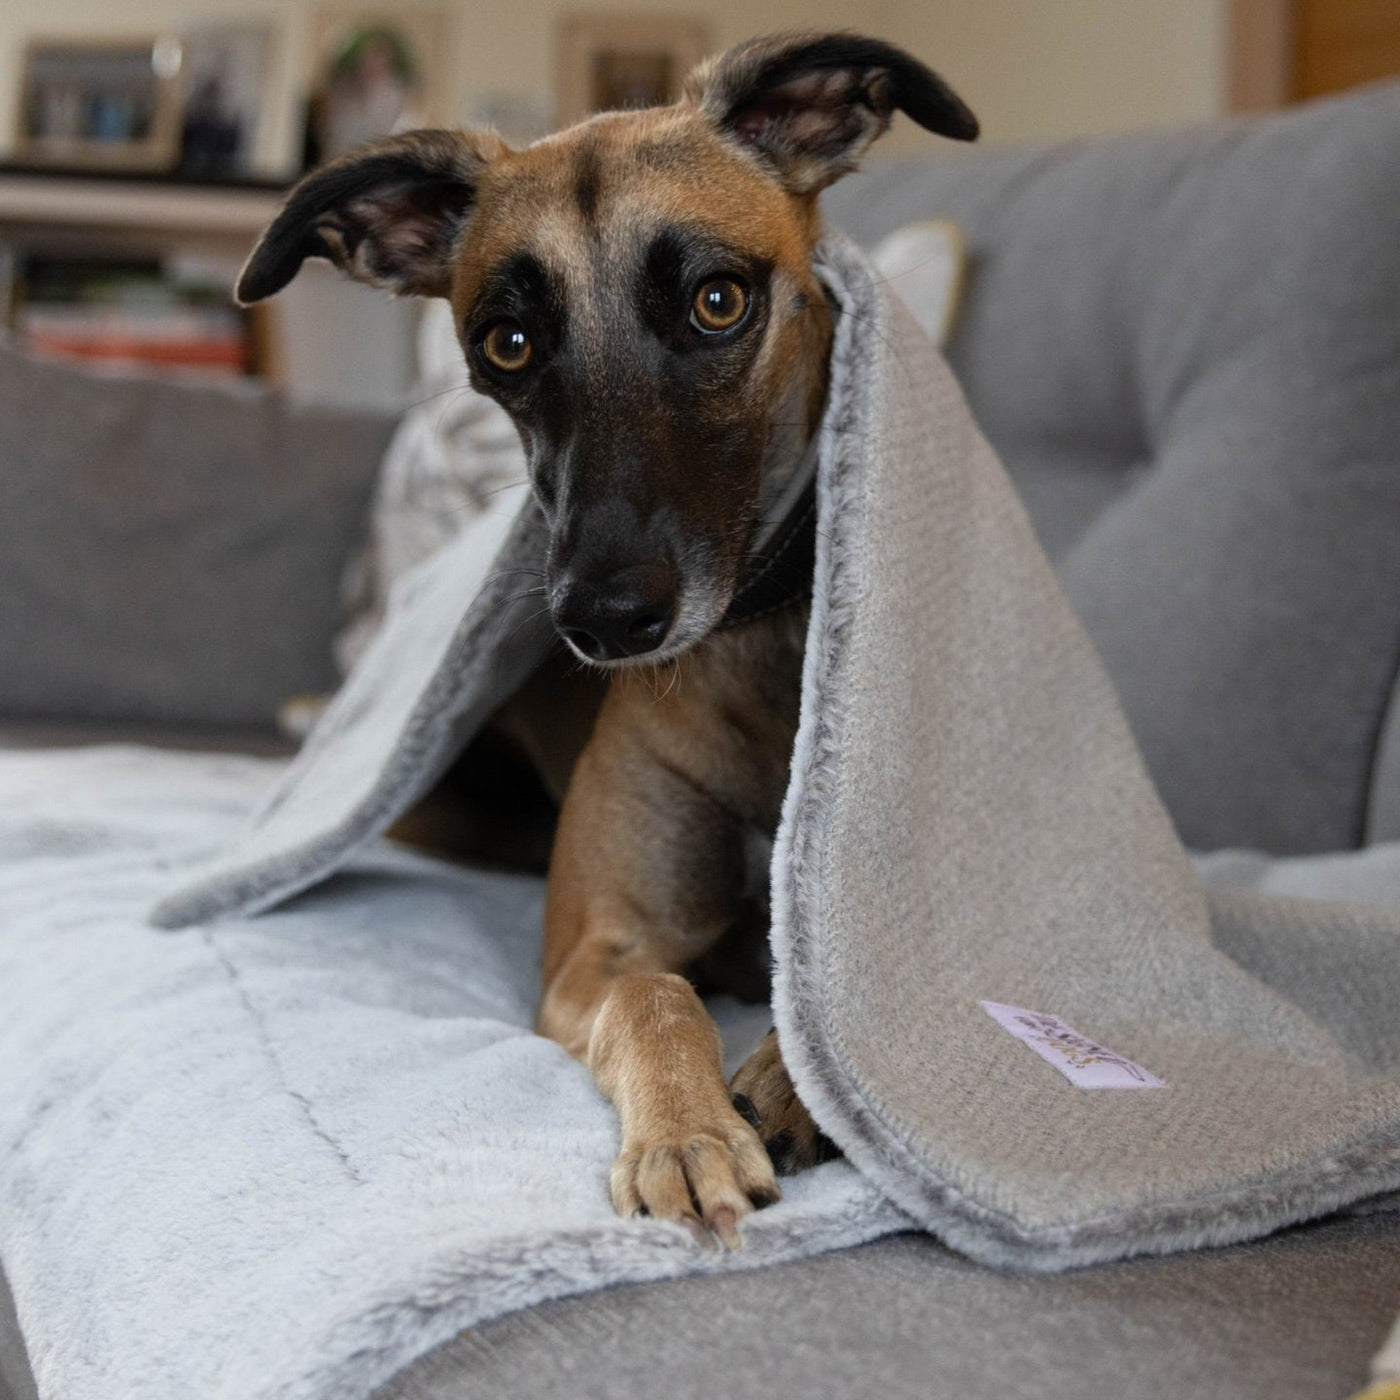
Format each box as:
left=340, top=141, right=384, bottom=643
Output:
left=1367, top=683, right=1400, bottom=844
left=0, top=343, right=395, bottom=729
left=825, top=84, right=1400, bottom=855
left=373, top=1214, right=1400, bottom=1400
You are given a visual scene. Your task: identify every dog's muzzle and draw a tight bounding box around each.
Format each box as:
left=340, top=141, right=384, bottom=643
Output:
left=552, top=560, right=679, bottom=662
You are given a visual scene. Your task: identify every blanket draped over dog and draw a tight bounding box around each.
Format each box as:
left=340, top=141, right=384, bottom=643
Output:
left=4, top=232, right=1400, bottom=1399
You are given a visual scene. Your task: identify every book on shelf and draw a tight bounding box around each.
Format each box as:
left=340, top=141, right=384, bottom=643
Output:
left=7, top=255, right=252, bottom=377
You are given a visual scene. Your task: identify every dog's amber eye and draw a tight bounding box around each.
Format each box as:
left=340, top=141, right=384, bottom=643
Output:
left=690, top=279, right=748, bottom=333
left=481, top=321, right=532, bottom=372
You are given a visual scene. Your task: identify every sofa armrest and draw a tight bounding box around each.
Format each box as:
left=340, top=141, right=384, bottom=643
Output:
left=0, top=341, right=398, bottom=730
left=1366, top=679, right=1400, bottom=844
left=825, top=87, right=1400, bottom=855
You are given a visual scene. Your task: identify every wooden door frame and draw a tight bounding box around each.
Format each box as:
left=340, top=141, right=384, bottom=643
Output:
left=1228, top=0, right=1296, bottom=110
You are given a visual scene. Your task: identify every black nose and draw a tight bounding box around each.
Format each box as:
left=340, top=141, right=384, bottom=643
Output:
left=554, top=562, right=678, bottom=662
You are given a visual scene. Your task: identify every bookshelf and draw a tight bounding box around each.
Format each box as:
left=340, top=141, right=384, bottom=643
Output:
left=0, top=163, right=419, bottom=406
left=0, top=164, right=284, bottom=245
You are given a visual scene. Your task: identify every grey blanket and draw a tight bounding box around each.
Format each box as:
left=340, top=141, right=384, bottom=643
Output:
left=1, top=745, right=910, bottom=1400
left=6, top=232, right=1400, bottom=1397
left=158, top=231, right=1400, bottom=1265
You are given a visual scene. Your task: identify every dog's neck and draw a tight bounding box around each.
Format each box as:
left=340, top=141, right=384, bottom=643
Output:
left=715, top=277, right=834, bottom=631
left=718, top=437, right=819, bottom=631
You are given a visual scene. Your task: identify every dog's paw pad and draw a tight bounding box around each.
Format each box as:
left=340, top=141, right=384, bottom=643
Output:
left=731, top=1091, right=762, bottom=1130
left=764, top=1127, right=840, bottom=1173
left=611, top=1110, right=780, bottom=1247
left=730, top=1030, right=842, bottom=1176
left=747, top=1180, right=782, bottom=1209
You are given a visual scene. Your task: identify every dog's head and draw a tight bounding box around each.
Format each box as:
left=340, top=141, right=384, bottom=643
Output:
left=240, top=33, right=976, bottom=665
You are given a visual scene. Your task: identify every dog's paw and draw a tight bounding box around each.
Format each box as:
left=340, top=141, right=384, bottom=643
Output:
left=730, top=1030, right=841, bottom=1175
left=611, top=1107, right=780, bottom=1250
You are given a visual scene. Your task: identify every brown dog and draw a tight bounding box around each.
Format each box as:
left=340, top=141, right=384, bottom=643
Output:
left=238, top=32, right=977, bottom=1248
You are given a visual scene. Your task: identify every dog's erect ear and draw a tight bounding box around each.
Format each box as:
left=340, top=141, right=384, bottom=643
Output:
left=236, top=130, right=503, bottom=305
left=685, top=32, right=977, bottom=195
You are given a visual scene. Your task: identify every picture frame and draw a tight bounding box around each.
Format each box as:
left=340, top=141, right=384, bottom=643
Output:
left=303, top=6, right=448, bottom=167
left=15, top=37, right=185, bottom=172
left=176, top=23, right=276, bottom=178
left=555, top=15, right=713, bottom=127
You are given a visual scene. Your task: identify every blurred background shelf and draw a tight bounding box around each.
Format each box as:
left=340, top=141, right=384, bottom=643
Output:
left=0, top=164, right=284, bottom=247
left=0, top=0, right=1395, bottom=406
left=0, top=163, right=420, bottom=405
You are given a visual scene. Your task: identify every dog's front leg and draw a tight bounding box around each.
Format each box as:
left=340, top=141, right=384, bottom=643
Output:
left=537, top=722, right=780, bottom=1247
left=588, top=968, right=778, bottom=1246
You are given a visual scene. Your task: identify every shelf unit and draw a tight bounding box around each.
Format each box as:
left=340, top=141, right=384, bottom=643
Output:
left=0, top=164, right=419, bottom=406
left=0, top=165, right=285, bottom=250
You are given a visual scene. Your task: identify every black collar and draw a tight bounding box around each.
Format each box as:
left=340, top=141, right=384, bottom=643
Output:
left=716, top=282, right=838, bottom=631
left=717, top=468, right=818, bottom=631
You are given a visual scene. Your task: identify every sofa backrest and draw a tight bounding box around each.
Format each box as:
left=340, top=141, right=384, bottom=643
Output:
left=825, top=84, right=1400, bottom=854
left=0, top=343, right=396, bottom=731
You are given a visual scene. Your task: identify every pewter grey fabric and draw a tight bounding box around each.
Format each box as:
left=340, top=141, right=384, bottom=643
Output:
left=151, top=233, right=1400, bottom=1274
left=0, top=1268, right=36, bottom=1400
left=825, top=83, right=1400, bottom=856
left=0, top=341, right=395, bottom=729
left=1369, top=684, right=1400, bottom=844
left=0, top=720, right=294, bottom=756
left=375, top=1215, right=1400, bottom=1400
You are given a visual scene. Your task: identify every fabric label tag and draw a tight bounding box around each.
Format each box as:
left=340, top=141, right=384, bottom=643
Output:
left=979, top=1001, right=1164, bottom=1089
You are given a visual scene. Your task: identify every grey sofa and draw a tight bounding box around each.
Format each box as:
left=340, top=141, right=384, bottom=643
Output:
left=5, top=83, right=1400, bottom=1400
left=0, top=335, right=396, bottom=743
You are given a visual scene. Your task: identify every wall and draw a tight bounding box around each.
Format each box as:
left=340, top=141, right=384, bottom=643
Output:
left=903, top=0, right=1227, bottom=146
left=0, top=0, right=1227, bottom=174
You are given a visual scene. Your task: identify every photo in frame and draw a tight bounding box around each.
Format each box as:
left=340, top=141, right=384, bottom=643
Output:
left=16, top=37, right=184, bottom=172
left=555, top=15, right=713, bottom=126
left=176, top=23, right=276, bottom=178
left=303, top=6, right=448, bottom=168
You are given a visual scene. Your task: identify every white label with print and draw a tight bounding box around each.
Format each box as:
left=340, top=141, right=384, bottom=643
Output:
left=979, top=1001, right=1164, bottom=1089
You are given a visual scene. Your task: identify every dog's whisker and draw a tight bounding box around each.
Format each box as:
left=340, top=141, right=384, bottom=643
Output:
left=402, top=478, right=531, bottom=520
left=480, top=565, right=547, bottom=588
left=501, top=604, right=552, bottom=647
left=496, top=585, right=549, bottom=609
left=486, top=603, right=554, bottom=702
left=663, top=657, right=687, bottom=703
left=478, top=478, right=531, bottom=501
left=402, top=381, right=472, bottom=411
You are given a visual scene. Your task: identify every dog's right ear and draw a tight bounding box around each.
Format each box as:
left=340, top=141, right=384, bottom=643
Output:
left=236, top=129, right=503, bottom=305
left=686, top=32, right=977, bottom=195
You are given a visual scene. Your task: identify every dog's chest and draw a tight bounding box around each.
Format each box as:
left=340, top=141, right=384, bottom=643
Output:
left=677, top=603, right=809, bottom=825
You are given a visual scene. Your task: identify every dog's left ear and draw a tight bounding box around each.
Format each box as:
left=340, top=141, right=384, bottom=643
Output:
left=236, top=129, right=503, bottom=305
left=685, top=32, right=977, bottom=195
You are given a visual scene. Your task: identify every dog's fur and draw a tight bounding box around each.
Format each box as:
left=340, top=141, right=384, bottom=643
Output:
left=239, top=32, right=976, bottom=1248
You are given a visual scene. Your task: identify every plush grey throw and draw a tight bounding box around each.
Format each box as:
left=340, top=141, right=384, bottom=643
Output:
left=156, top=232, right=1400, bottom=1264
left=6, top=233, right=1400, bottom=1399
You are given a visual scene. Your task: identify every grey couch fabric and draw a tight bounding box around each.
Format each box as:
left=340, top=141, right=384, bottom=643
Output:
left=1369, top=687, right=1400, bottom=844
left=5, top=1210, right=1396, bottom=1400
left=375, top=1215, right=1400, bottom=1400
left=0, top=1268, right=36, bottom=1400
left=0, top=720, right=294, bottom=757
left=825, top=84, right=1400, bottom=856
left=0, top=342, right=396, bottom=730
